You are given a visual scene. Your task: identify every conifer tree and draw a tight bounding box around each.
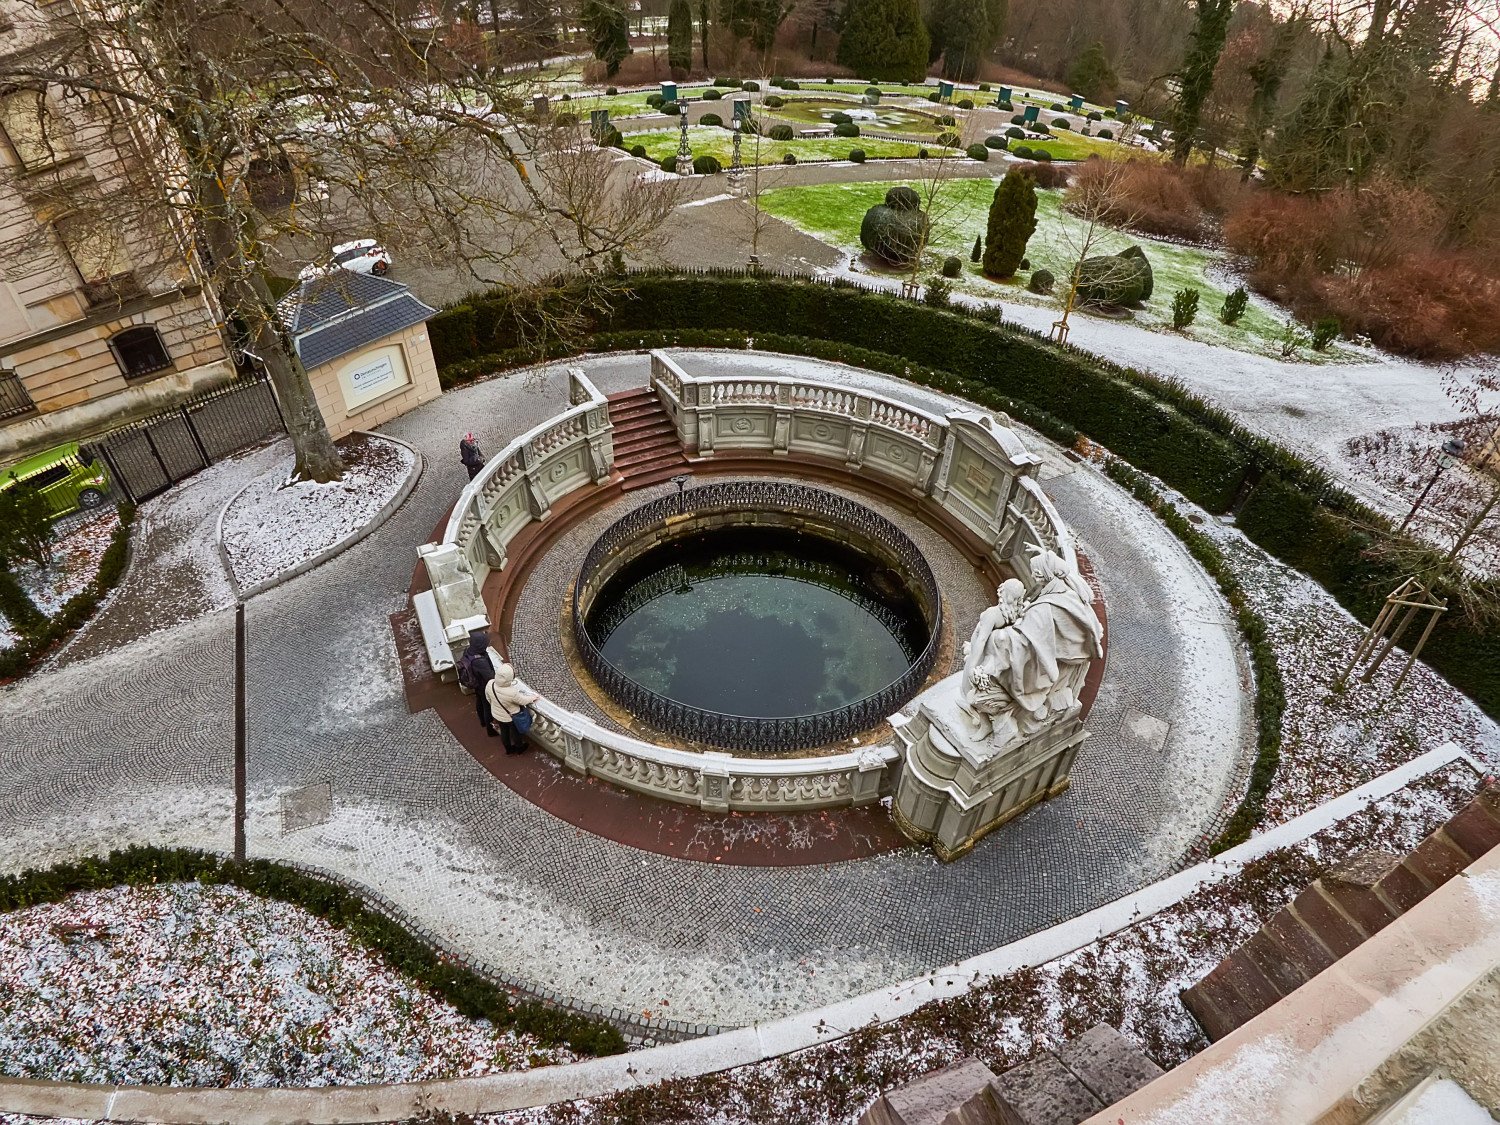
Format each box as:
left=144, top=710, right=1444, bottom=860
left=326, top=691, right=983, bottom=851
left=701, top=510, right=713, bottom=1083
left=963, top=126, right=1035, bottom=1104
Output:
left=936, top=0, right=989, bottom=82
left=837, top=0, right=930, bottom=82
left=668, top=0, right=694, bottom=73
left=585, top=0, right=632, bottom=77
left=1066, top=42, right=1117, bottom=101
left=982, top=169, right=1037, bottom=278
left=1170, top=0, right=1236, bottom=164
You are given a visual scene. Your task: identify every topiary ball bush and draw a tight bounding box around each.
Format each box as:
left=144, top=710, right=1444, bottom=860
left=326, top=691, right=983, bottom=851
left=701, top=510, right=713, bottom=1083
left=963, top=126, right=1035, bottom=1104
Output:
left=742, top=80, right=760, bottom=92
left=958, top=98, right=975, bottom=109
left=1087, top=110, right=1102, bottom=121
left=1010, top=114, right=1026, bottom=125
left=1020, top=257, right=1030, bottom=269
left=833, top=122, right=860, bottom=137
left=1054, top=118, right=1072, bottom=129
left=1006, top=126, right=1025, bottom=139
left=825, top=77, right=836, bottom=84
left=917, top=147, right=931, bottom=158
left=770, top=75, right=786, bottom=85
left=885, top=185, right=921, bottom=210
left=1033, top=148, right=1053, bottom=161
left=936, top=130, right=961, bottom=147
left=1027, top=268, right=1055, bottom=294
left=985, top=134, right=1008, bottom=149
left=630, top=144, right=648, bottom=158
left=928, top=91, right=941, bottom=102
left=1031, top=121, right=1051, bottom=135
left=849, top=148, right=866, bottom=162
left=606, top=86, right=618, bottom=96
left=860, top=201, right=929, bottom=264
left=966, top=143, right=989, bottom=161
left=699, top=113, right=722, bottom=126
left=764, top=95, right=785, bottom=108
left=555, top=112, right=578, bottom=126
left=1012, top=144, right=1034, bottom=158
left=646, top=93, right=664, bottom=107
left=938, top=113, right=956, bottom=125
left=783, top=152, right=797, bottom=164
left=829, top=110, right=853, bottom=125
left=1049, top=101, right=1064, bottom=110
left=598, top=127, right=624, bottom=148
left=702, top=88, right=723, bottom=100
left=998, top=101, right=1014, bottom=111
left=865, top=86, right=882, bottom=97
left=769, top=123, right=794, bottom=140
left=693, top=154, right=722, bottom=174
left=979, top=82, right=991, bottom=92
left=714, top=76, right=740, bottom=87
left=942, top=255, right=962, bottom=278
left=1076, top=245, right=1152, bottom=305
left=782, top=79, right=801, bottom=90
left=659, top=154, right=679, bottom=173
left=661, top=101, right=680, bottom=115
left=561, top=93, right=573, bottom=101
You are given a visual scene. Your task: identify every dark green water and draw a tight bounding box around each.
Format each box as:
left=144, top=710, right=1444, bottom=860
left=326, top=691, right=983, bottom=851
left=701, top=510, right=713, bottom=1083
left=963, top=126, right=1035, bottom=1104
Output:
left=586, top=527, right=928, bottom=719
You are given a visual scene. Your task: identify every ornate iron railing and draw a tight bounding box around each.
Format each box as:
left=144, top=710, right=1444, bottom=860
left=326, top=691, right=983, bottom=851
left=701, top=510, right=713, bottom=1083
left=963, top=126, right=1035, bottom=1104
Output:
left=573, top=480, right=943, bottom=753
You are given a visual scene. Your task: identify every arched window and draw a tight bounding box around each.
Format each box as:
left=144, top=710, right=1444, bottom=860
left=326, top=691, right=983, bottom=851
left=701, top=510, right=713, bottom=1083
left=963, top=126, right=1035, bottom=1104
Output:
left=108, top=325, right=172, bottom=380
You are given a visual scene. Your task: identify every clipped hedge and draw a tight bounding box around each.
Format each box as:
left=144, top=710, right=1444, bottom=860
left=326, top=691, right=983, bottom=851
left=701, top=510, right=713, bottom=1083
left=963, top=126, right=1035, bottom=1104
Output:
left=0, top=845, right=628, bottom=1055
left=427, top=271, right=1500, bottom=724
left=0, top=502, right=136, bottom=679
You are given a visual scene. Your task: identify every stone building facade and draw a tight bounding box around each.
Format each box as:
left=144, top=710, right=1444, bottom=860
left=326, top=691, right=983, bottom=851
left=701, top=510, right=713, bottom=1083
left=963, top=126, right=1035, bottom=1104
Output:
left=0, top=1, right=234, bottom=463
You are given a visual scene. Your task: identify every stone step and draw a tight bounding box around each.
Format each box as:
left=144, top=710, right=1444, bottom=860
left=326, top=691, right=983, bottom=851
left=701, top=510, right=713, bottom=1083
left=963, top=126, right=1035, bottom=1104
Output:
left=615, top=445, right=687, bottom=470
left=613, top=425, right=678, bottom=449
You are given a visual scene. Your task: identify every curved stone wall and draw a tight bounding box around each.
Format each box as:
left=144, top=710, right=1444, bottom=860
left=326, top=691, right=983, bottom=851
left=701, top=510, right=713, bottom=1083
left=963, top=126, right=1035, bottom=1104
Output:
left=416, top=351, right=1086, bottom=815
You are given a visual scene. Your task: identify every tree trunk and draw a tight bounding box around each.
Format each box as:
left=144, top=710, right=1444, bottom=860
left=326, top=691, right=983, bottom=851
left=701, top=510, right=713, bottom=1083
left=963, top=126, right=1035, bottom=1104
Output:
left=198, top=170, right=344, bottom=483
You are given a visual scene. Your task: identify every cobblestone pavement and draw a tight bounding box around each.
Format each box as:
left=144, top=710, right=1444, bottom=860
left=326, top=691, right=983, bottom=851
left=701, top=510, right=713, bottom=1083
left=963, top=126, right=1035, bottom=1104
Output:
left=0, top=351, right=1253, bottom=1028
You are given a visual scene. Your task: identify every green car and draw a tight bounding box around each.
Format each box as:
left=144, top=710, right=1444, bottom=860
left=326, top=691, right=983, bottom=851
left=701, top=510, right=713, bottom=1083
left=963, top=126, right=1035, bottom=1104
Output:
left=1, top=441, right=112, bottom=517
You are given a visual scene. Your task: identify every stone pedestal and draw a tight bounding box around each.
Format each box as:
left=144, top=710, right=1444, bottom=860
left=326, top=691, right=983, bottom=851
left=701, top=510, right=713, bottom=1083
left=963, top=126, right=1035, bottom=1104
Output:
left=891, top=676, right=1085, bottom=861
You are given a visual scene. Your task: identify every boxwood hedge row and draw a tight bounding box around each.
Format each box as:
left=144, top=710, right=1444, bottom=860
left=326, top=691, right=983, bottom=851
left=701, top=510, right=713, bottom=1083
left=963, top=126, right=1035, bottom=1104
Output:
left=0, top=845, right=627, bottom=1056
left=428, top=271, right=1500, bottom=722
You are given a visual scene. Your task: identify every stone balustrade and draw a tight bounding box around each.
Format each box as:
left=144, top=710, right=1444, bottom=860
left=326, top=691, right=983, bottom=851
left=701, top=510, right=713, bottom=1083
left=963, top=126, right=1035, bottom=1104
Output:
left=648, top=350, right=1071, bottom=591
left=414, top=352, right=1091, bottom=827
left=527, top=696, right=898, bottom=812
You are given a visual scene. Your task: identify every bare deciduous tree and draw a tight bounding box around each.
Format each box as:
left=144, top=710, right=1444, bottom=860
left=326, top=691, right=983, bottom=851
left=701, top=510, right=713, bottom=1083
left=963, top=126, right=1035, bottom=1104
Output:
left=1048, top=159, right=1141, bottom=342
left=0, top=0, right=680, bottom=481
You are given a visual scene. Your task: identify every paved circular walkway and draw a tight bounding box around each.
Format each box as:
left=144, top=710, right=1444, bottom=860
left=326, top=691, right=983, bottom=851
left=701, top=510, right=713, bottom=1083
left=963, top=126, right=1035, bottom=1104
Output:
left=0, top=349, right=1253, bottom=1030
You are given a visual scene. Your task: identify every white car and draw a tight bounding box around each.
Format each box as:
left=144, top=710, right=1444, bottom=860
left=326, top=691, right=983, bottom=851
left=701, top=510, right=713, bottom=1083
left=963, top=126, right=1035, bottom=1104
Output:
left=298, top=239, right=393, bottom=282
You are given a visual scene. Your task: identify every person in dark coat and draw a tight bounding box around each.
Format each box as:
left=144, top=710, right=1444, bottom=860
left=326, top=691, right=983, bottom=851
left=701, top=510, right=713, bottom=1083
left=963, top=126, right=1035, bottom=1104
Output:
left=459, top=432, right=485, bottom=480
left=462, top=629, right=499, bottom=736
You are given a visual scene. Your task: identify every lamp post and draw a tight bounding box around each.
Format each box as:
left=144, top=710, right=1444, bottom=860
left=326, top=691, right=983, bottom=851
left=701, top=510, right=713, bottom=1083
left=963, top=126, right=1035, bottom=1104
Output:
left=729, top=118, right=745, bottom=196
left=1397, top=437, right=1466, bottom=535
left=674, top=107, right=693, bottom=175
left=671, top=472, right=691, bottom=514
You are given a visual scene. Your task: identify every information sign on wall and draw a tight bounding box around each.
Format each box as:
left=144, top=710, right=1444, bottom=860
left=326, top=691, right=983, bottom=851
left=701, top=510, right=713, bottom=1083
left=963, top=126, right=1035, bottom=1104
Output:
left=338, top=343, right=410, bottom=410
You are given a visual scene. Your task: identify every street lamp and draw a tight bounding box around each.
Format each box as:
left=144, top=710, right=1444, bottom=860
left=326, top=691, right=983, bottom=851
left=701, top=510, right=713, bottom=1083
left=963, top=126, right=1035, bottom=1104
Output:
left=671, top=472, right=691, bottom=514
left=1396, top=437, right=1466, bottom=535
left=729, top=118, right=745, bottom=196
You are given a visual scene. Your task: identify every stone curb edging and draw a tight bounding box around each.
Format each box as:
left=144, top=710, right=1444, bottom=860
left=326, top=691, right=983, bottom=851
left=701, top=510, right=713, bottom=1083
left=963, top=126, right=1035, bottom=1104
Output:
left=0, top=743, right=1476, bottom=1124
left=216, top=432, right=423, bottom=602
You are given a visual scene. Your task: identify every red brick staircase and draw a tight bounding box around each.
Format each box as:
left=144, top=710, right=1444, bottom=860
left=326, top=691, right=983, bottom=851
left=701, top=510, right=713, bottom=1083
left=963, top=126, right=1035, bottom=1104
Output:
left=607, top=388, right=690, bottom=490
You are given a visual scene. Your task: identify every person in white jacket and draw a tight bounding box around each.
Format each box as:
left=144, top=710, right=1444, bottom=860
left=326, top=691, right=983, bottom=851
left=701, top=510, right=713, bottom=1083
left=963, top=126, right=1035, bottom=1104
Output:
left=484, top=662, right=539, bottom=755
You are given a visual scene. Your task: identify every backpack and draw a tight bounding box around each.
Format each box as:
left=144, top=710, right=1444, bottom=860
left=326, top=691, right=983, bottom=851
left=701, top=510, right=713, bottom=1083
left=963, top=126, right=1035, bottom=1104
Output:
left=457, top=651, right=478, bottom=690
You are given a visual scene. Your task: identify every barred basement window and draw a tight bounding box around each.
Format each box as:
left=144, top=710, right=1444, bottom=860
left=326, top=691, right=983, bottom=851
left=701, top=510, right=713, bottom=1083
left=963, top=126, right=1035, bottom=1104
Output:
left=108, top=325, right=172, bottom=380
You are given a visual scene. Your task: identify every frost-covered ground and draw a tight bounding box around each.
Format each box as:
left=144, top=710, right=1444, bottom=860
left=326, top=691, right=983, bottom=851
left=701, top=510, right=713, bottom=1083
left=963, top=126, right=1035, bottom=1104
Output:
left=0, top=882, right=573, bottom=1088
left=220, top=433, right=415, bottom=591
left=483, top=763, right=1482, bottom=1125
left=0, top=508, right=119, bottom=651
left=1164, top=494, right=1500, bottom=826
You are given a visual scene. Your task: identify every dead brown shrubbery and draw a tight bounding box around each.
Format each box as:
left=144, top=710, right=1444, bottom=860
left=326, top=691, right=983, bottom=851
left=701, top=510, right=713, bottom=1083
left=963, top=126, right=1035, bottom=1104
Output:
left=1014, top=160, right=1071, bottom=189
left=1066, top=159, right=1249, bottom=242
left=1224, top=179, right=1500, bottom=360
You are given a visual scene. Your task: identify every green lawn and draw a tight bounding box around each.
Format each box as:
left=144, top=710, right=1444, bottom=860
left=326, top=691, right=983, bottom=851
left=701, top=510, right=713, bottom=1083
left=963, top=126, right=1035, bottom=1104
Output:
left=623, top=127, right=931, bottom=165
left=758, top=177, right=1345, bottom=360
left=762, top=98, right=952, bottom=138
left=1008, top=130, right=1133, bottom=161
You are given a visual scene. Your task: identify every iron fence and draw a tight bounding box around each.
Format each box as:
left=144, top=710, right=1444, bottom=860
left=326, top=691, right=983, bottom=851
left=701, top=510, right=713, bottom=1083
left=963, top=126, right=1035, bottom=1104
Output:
left=573, top=480, right=943, bottom=754
left=90, top=373, right=285, bottom=504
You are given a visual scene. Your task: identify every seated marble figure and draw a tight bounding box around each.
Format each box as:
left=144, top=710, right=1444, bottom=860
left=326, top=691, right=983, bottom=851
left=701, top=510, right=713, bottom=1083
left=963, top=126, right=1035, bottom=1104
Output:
left=959, top=549, right=1103, bottom=744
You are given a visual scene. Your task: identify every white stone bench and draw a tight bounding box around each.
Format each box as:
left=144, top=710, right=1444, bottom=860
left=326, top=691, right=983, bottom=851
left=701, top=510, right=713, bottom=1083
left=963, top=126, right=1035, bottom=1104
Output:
left=413, top=589, right=455, bottom=679
left=799, top=127, right=834, bottom=138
